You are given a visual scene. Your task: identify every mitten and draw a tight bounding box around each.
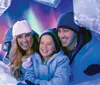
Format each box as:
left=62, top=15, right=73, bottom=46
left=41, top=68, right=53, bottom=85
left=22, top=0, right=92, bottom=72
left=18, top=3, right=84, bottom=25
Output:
left=25, top=80, right=40, bottom=85
left=25, top=80, right=35, bottom=85
left=17, top=82, right=27, bottom=85
left=84, top=64, right=100, bottom=75
left=22, top=57, right=32, bottom=69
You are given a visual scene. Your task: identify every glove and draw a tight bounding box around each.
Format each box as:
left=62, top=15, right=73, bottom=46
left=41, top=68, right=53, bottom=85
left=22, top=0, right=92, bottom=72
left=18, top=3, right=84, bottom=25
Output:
left=25, top=80, right=40, bottom=85
left=22, top=57, right=32, bottom=69
left=25, top=80, right=35, bottom=85
left=17, top=82, right=27, bottom=85
left=84, top=64, right=100, bottom=76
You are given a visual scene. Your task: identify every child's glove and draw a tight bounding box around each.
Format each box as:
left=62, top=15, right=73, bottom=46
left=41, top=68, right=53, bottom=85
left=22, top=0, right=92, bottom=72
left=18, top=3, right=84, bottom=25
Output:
left=25, top=80, right=40, bottom=85
left=17, top=82, right=27, bottom=85
left=84, top=64, right=100, bottom=75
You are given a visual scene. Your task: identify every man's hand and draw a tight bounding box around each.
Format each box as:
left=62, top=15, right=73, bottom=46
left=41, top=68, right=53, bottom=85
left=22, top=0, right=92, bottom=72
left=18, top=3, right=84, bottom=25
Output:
left=84, top=64, right=100, bottom=75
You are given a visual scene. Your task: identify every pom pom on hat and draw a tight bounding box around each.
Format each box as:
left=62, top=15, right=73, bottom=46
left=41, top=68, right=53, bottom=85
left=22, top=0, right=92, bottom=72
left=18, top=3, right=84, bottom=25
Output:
left=12, top=20, right=32, bottom=37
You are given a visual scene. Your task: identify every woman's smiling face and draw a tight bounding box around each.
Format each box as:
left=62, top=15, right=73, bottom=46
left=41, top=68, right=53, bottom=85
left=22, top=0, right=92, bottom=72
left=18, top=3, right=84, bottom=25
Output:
left=17, top=32, right=33, bottom=51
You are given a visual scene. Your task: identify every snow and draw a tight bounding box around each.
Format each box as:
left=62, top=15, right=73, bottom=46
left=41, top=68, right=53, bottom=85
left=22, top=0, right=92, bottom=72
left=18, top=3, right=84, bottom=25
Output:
left=72, top=78, right=100, bottom=85
left=0, top=61, right=18, bottom=85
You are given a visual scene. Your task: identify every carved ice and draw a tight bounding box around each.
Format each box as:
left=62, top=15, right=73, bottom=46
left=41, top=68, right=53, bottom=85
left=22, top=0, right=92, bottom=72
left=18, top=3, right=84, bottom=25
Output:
left=0, top=0, right=11, bottom=16
left=73, top=0, right=100, bottom=34
left=33, top=0, right=61, bottom=8
left=0, top=61, right=18, bottom=85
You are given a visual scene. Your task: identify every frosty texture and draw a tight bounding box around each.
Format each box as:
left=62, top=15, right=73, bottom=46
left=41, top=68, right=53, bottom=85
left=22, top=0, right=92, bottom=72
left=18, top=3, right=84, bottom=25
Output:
left=33, top=0, right=61, bottom=8
left=74, top=0, right=100, bottom=34
left=0, top=0, right=11, bottom=16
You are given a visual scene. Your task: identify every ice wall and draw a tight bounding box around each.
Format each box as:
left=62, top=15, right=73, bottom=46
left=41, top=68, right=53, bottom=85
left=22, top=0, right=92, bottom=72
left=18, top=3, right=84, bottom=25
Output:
left=0, top=0, right=11, bottom=16
left=73, top=0, right=100, bottom=34
left=33, top=0, right=61, bottom=8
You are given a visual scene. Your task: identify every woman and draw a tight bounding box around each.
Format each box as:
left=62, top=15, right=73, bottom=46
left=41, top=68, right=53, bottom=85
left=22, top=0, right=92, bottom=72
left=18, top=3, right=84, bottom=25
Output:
left=24, top=28, right=71, bottom=85
left=8, top=20, right=39, bottom=81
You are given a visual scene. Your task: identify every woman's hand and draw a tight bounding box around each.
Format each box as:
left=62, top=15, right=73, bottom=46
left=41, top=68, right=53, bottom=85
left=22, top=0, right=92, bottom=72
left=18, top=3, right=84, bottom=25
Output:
left=22, top=57, right=32, bottom=69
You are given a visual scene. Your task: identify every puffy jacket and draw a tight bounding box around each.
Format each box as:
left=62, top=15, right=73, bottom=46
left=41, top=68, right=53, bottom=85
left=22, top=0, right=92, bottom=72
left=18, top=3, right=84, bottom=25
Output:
left=71, top=32, right=100, bottom=83
left=56, top=12, right=100, bottom=83
left=25, top=50, right=71, bottom=85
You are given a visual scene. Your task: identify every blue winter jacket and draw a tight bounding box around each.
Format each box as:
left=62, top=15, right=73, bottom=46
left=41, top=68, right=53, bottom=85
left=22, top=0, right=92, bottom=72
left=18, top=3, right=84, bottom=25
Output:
left=25, top=50, right=71, bottom=85
left=71, top=32, right=100, bottom=83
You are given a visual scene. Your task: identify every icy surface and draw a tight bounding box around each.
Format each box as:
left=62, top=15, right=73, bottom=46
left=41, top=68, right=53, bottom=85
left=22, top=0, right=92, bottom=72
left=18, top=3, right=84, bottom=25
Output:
left=33, top=0, right=61, bottom=8
left=72, top=78, right=100, bottom=85
left=0, top=0, right=11, bottom=16
left=73, top=0, right=100, bottom=34
left=0, top=61, right=18, bottom=85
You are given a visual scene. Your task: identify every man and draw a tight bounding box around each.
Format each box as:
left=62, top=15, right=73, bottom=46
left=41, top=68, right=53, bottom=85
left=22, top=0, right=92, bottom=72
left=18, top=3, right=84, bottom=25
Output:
left=56, top=12, right=100, bottom=83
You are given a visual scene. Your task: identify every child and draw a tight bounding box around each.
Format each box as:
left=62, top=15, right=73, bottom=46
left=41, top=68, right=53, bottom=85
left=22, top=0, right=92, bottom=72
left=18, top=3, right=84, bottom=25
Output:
left=25, top=28, right=71, bottom=85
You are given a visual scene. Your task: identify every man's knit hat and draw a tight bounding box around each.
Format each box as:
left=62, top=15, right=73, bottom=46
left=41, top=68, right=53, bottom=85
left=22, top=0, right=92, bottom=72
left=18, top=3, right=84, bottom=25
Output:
left=12, top=20, right=32, bottom=37
left=56, top=12, right=80, bottom=33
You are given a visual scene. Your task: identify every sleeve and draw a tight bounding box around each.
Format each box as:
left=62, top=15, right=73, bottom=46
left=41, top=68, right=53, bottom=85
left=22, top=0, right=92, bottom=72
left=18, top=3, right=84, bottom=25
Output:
left=25, top=56, right=71, bottom=85
left=24, top=62, right=40, bottom=84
